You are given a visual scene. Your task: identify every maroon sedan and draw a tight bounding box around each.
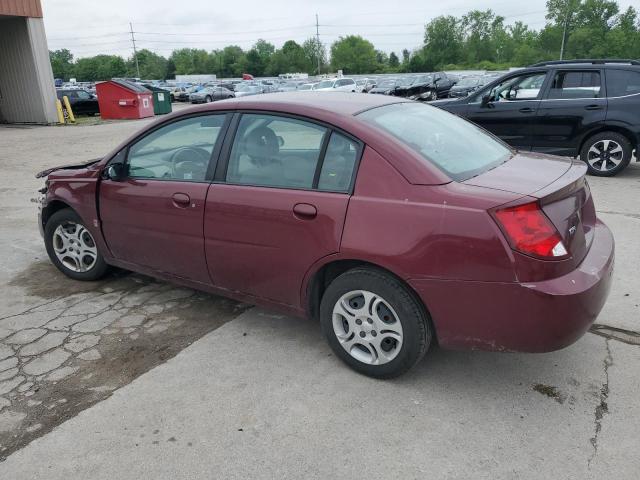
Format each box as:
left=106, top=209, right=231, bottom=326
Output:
left=36, top=92, right=614, bottom=378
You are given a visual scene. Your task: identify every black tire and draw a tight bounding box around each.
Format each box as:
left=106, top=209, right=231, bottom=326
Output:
left=580, top=131, right=632, bottom=177
left=205, top=96, right=212, bottom=103
left=44, top=208, right=109, bottom=281
left=320, top=267, right=432, bottom=378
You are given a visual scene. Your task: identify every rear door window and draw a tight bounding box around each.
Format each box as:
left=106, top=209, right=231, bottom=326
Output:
left=548, top=70, right=601, bottom=99
left=226, top=114, right=327, bottom=189
left=606, top=69, right=640, bottom=97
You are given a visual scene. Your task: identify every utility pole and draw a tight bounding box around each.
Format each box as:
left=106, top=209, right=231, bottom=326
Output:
left=559, top=3, right=570, bottom=60
left=130, top=22, right=140, bottom=79
left=315, top=14, right=321, bottom=75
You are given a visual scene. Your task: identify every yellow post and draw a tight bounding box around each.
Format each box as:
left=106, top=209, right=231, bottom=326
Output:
left=55, top=99, right=65, bottom=124
left=62, top=96, right=76, bottom=123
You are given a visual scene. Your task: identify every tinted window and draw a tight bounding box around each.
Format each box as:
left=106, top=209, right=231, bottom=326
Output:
left=127, top=115, right=226, bottom=181
left=358, top=102, right=511, bottom=181
left=606, top=69, right=640, bottom=97
left=318, top=132, right=358, bottom=192
left=76, top=90, right=92, bottom=99
left=482, top=72, right=546, bottom=102
left=226, top=114, right=327, bottom=189
left=548, top=70, right=601, bottom=99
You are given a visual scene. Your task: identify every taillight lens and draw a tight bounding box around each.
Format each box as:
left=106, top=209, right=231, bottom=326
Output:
left=493, top=202, right=568, bottom=259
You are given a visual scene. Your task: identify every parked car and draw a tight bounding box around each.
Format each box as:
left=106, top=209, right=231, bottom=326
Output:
left=234, top=84, right=265, bottom=97
left=434, top=59, right=640, bottom=176
left=190, top=86, right=235, bottom=103
left=277, top=82, right=301, bottom=92
left=448, top=76, right=484, bottom=98
left=298, top=83, right=317, bottom=91
left=36, top=92, right=614, bottom=378
left=368, top=78, right=400, bottom=95
left=173, top=86, right=197, bottom=102
left=55, top=89, right=100, bottom=116
left=315, top=78, right=358, bottom=92
left=400, top=72, right=456, bottom=100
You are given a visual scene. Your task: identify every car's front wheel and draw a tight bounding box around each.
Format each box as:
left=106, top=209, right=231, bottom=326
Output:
left=320, top=267, right=432, bottom=378
left=580, top=131, right=632, bottom=176
left=429, top=90, right=438, bottom=101
left=44, top=208, right=109, bottom=281
left=205, top=96, right=212, bottom=103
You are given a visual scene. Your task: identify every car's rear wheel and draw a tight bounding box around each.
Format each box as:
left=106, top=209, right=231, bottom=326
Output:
left=320, top=267, right=431, bottom=378
left=581, top=131, right=632, bottom=176
left=44, top=208, right=108, bottom=281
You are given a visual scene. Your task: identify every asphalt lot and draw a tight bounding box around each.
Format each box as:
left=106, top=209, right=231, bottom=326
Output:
left=0, top=106, right=639, bottom=478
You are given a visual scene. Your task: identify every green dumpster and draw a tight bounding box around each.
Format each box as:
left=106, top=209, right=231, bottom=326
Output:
left=142, top=84, right=172, bottom=115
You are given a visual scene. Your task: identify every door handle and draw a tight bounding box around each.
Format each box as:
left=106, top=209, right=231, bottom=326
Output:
left=172, top=192, right=191, bottom=208
left=518, top=107, right=535, bottom=113
left=585, top=104, right=603, bottom=111
left=293, top=203, right=317, bottom=219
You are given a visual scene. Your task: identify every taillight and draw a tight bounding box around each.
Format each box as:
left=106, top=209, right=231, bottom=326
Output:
left=493, top=202, right=568, bottom=259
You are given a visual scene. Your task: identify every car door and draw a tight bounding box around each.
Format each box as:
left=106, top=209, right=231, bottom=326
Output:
left=532, top=69, right=606, bottom=156
left=99, top=113, right=229, bottom=284
left=465, top=71, right=549, bottom=150
left=204, top=113, right=360, bottom=307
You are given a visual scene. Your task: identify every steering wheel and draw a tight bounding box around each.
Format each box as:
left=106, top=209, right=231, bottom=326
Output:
left=170, top=147, right=210, bottom=180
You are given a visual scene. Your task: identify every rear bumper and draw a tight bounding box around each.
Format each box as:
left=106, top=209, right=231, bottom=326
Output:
left=409, top=220, right=615, bottom=353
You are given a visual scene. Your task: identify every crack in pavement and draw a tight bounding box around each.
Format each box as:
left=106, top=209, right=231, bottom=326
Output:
left=597, top=210, right=640, bottom=220
left=589, top=324, right=640, bottom=346
left=588, top=338, right=612, bottom=468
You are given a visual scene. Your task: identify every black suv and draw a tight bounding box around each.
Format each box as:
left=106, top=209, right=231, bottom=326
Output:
left=434, top=60, right=640, bottom=176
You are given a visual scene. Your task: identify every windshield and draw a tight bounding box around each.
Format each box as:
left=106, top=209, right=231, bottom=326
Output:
left=377, top=79, right=396, bottom=88
left=398, top=77, right=414, bottom=86
left=358, top=102, right=511, bottom=181
left=458, top=77, right=480, bottom=87
left=317, top=80, right=335, bottom=89
left=414, top=75, right=433, bottom=84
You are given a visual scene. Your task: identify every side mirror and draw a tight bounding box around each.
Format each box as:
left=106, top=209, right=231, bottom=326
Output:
left=103, top=163, right=125, bottom=181
left=276, top=136, right=285, bottom=147
left=481, top=95, right=492, bottom=108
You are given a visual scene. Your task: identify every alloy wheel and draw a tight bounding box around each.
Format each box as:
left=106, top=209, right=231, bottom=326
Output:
left=587, top=139, right=624, bottom=172
left=332, top=290, right=403, bottom=365
left=430, top=90, right=437, bottom=100
left=52, top=222, right=98, bottom=273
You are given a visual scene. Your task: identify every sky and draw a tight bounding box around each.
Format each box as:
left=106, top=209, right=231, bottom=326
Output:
left=42, top=0, right=637, bottom=59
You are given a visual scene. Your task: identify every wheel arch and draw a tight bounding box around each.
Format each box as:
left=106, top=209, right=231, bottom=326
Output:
left=41, top=199, right=74, bottom=229
left=579, top=125, right=637, bottom=156
left=304, top=258, right=437, bottom=342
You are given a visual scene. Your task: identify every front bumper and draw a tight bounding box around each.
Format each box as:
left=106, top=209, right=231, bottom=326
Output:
left=409, top=220, right=615, bottom=353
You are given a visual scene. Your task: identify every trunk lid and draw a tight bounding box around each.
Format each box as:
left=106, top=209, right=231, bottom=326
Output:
left=465, top=152, right=594, bottom=267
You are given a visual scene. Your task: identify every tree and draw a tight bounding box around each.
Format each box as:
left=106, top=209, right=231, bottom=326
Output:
left=423, top=16, right=464, bottom=69
left=130, top=49, right=168, bottom=79
left=49, top=49, right=74, bottom=80
left=267, top=40, right=309, bottom=75
left=245, top=39, right=275, bottom=77
left=330, top=36, right=378, bottom=74
left=388, top=52, right=400, bottom=69
left=302, top=37, right=326, bottom=74
left=73, top=55, right=126, bottom=81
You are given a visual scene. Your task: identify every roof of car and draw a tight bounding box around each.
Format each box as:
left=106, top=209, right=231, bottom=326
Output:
left=194, top=91, right=406, bottom=116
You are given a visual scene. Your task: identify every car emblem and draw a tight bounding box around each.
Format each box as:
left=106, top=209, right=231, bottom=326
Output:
left=569, top=226, right=577, bottom=236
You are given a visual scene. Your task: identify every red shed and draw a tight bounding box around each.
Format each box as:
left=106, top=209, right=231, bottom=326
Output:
left=96, top=80, right=154, bottom=120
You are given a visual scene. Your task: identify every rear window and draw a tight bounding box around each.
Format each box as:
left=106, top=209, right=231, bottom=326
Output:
left=606, top=69, right=640, bottom=97
left=358, top=102, right=511, bottom=181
